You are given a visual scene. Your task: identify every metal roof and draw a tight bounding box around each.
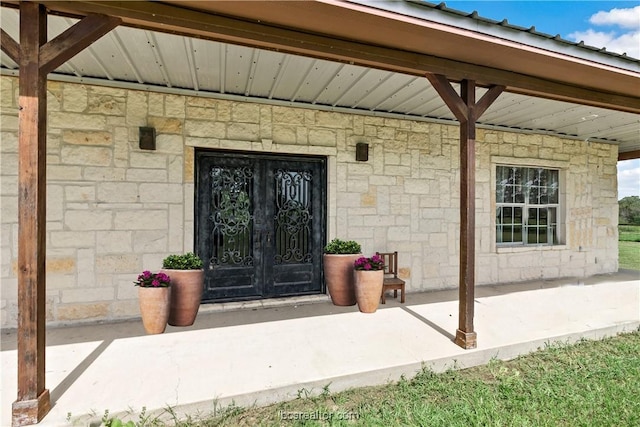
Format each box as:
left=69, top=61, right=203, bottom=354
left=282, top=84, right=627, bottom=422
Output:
left=1, top=5, right=638, bottom=153
left=365, top=0, right=640, bottom=68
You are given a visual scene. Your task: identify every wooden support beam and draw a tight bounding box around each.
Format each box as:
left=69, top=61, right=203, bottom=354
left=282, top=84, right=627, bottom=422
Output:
left=39, top=13, right=121, bottom=74
left=33, top=0, right=640, bottom=113
left=456, top=79, right=478, bottom=350
left=476, top=85, right=507, bottom=118
left=425, top=74, right=504, bottom=350
left=618, top=150, right=640, bottom=161
left=9, top=3, right=120, bottom=426
left=1, top=9, right=122, bottom=75
left=425, top=73, right=468, bottom=122
left=12, top=2, right=51, bottom=426
left=1, top=28, right=20, bottom=63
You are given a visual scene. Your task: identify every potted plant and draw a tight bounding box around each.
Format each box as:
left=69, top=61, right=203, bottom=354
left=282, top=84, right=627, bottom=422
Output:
left=134, top=270, right=171, bottom=334
left=323, top=238, right=361, bottom=306
left=160, top=252, right=204, bottom=326
left=353, top=254, right=385, bottom=313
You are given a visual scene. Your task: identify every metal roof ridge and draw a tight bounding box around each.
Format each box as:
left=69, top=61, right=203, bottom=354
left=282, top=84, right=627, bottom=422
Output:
left=347, top=0, right=639, bottom=67
left=416, top=0, right=640, bottom=63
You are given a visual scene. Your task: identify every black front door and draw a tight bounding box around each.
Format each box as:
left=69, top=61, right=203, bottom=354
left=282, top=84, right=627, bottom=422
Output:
left=195, top=150, right=326, bottom=301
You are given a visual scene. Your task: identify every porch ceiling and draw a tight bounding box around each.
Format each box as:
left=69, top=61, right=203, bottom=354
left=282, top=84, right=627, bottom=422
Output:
left=1, top=3, right=638, bottom=154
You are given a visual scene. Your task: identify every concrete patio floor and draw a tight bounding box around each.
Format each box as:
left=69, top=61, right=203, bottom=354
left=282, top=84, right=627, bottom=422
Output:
left=2, top=270, right=639, bottom=426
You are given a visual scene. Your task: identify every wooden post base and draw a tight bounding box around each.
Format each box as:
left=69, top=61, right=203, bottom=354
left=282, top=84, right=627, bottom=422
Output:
left=12, top=389, right=51, bottom=426
left=455, top=329, right=477, bottom=349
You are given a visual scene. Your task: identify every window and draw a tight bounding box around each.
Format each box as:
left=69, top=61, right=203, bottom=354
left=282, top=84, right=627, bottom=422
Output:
left=496, top=166, right=560, bottom=245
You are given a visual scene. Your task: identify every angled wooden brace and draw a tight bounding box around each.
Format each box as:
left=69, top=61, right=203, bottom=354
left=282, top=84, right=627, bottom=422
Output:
left=425, top=73, right=505, bottom=349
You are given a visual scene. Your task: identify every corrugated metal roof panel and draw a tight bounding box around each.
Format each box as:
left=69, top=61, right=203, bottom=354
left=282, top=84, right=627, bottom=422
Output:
left=150, top=31, right=193, bottom=89
left=356, top=73, right=416, bottom=110
left=0, top=6, right=637, bottom=153
left=244, top=51, right=285, bottom=98
left=192, top=39, right=223, bottom=92
left=314, top=65, right=367, bottom=106
left=293, top=60, right=345, bottom=103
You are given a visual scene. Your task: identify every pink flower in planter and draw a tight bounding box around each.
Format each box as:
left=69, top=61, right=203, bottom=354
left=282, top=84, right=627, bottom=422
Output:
left=134, top=270, right=171, bottom=288
left=354, top=255, right=384, bottom=271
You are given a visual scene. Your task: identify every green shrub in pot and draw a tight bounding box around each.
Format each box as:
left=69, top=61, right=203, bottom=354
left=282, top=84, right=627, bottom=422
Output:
left=324, top=238, right=361, bottom=255
left=323, top=238, right=362, bottom=305
left=162, top=252, right=203, bottom=270
left=160, top=252, right=204, bottom=326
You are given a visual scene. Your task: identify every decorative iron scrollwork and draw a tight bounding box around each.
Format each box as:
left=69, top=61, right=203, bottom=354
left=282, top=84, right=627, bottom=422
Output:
left=209, top=166, right=254, bottom=267
left=274, top=169, right=313, bottom=264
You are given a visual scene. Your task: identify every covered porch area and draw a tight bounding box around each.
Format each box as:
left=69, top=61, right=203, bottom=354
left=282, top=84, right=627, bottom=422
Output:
left=1, top=1, right=638, bottom=424
left=2, top=270, right=639, bottom=426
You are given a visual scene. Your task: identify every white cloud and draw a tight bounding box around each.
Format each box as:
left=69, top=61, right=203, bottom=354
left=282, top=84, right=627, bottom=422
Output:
left=618, top=159, right=640, bottom=200
left=568, top=5, right=640, bottom=58
left=590, top=6, right=640, bottom=29
left=568, top=29, right=640, bottom=58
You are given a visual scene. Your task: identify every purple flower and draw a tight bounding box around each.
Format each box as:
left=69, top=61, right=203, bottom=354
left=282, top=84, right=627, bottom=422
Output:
left=135, top=270, right=171, bottom=287
left=354, top=254, right=384, bottom=271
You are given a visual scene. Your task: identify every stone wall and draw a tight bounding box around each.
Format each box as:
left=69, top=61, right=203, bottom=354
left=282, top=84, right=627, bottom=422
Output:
left=0, top=76, right=619, bottom=328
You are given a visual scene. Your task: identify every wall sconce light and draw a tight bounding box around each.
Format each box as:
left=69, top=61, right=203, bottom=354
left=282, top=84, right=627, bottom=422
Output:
left=356, top=142, right=369, bottom=161
left=139, top=127, right=156, bottom=150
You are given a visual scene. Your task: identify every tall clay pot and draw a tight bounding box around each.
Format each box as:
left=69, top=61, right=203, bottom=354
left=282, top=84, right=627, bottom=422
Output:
left=138, top=286, right=171, bottom=334
left=354, top=269, right=384, bottom=313
left=323, top=254, right=360, bottom=306
left=161, top=269, right=204, bottom=326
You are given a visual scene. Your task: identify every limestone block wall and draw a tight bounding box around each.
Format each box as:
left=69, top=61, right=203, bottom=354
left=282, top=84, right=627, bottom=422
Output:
left=0, top=76, right=618, bottom=328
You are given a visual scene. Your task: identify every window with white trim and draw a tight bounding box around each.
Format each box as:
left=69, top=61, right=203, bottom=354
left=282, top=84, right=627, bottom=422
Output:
left=496, top=166, right=560, bottom=245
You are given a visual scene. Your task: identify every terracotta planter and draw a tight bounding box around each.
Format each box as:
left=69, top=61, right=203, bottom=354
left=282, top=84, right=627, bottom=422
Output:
left=323, top=254, right=360, bottom=306
left=354, top=269, right=384, bottom=313
left=138, top=286, right=171, bottom=334
left=161, top=269, right=204, bottom=326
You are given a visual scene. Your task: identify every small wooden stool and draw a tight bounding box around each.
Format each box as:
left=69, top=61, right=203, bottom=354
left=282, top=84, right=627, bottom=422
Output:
left=376, top=251, right=405, bottom=304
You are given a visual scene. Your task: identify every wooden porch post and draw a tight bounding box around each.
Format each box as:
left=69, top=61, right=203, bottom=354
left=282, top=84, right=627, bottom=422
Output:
left=1, top=3, right=121, bottom=424
left=11, top=4, right=50, bottom=425
left=457, top=79, right=477, bottom=348
left=425, top=74, right=504, bottom=349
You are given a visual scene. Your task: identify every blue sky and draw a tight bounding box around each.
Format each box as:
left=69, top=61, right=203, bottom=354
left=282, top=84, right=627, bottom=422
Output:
left=445, top=1, right=640, bottom=199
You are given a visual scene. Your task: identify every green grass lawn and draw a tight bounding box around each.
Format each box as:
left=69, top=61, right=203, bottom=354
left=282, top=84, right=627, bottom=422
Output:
left=119, top=331, right=640, bottom=427
left=619, top=225, right=640, bottom=270
left=619, top=225, right=640, bottom=242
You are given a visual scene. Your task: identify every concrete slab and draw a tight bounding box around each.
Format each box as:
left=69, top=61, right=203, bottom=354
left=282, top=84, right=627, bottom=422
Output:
left=1, top=271, right=638, bottom=426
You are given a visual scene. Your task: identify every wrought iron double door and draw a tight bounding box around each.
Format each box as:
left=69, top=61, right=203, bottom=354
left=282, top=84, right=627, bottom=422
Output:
left=196, top=150, right=326, bottom=301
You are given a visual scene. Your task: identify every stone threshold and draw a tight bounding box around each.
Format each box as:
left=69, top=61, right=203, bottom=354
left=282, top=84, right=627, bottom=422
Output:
left=197, top=293, right=332, bottom=314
